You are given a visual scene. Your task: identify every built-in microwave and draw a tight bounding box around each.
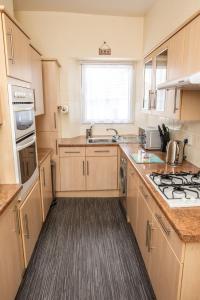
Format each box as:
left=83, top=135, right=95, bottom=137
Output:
left=9, top=85, right=35, bottom=141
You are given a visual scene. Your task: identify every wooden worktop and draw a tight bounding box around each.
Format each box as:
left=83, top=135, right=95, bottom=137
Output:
left=120, top=144, right=200, bottom=243
left=37, top=148, right=53, bottom=166
left=0, top=184, right=22, bottom=216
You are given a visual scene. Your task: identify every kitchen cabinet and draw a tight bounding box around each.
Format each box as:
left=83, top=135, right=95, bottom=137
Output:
left=127, top=162, right=138, bottom=233
left=143, top=43, right=168, bottom=114
left=36, top=60, right=60, bottom=132
left=149, top=216, right=182, bottom=300
left=40, top=153, right=53, bottom=221
left=2, top=13, right=31, bottom=82
left=59, top=146, right=118, bottom=192
left=19, top=180, right=42, bottom=267
left=60, top=157, right=86, bottom=191
left=137, top=188, right=153, bottom=269
left=168, top=28, right=187, bottom=80
left=36, top=60, right=61, bottom=191
left=86, top=156, right=118, bottom=190
left=0, top=197, right=24, bottom=300
left=30, top=45, right=44, bottom=116
left=184, top=15, right=200, bottom=75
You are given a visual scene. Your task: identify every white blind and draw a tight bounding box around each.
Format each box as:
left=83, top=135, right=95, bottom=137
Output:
left=81, top=63, right=134, bottom=123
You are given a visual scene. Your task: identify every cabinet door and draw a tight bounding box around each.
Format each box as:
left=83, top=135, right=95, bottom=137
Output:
left=86, top=156, right=118, bottom=191
left=19, top=181, right=42, bottom=267
left=40, top=154, right=53, bottom=221
left=155, top=49, right=168, bottom=112
left=0, top=198, right=23, bottom=300
left=36, top=61, right=60, bottom=132
left=30, top=46, right=44, bottom=116
left=60, top=157, right=86, bottom=191
left=143, top=58, right=153, bottom=110
left=168, top=28, right=187, bottom=80
left=127, top=164, right=138, bottom=233
left=137, top=190, right=152, bottom=269
left=149, top=217, right=182, bottom=300
left=184, top=15, right=200, bottom=75
left=3, top=14, right=31, bottom=82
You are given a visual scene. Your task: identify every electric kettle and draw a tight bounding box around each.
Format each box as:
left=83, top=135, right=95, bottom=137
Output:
left=166, top=140, right=187, bottom=165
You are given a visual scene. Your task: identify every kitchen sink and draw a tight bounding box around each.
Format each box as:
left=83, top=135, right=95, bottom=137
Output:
left=87, top=137, right=117, bottom=144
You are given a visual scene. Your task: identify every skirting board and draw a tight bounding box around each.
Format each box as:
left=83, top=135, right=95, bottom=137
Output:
left=56, top=190, right=120, bottom=198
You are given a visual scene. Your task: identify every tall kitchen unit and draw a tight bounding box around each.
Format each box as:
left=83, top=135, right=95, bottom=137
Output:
left=36, top=59, right=61, bottom=192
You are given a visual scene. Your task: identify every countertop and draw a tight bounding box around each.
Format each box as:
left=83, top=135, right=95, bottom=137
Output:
left=37, top=148, right=53, bottom=166
left=120, top=144, right=200, bottom=243
left=0, top=184, right=22, bottom=216
left=58, top=135, right=138, bottom=147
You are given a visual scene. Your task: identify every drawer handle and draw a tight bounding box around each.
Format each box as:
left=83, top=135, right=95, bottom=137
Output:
left=64, top=151, right=81, bottom=154
left=94, top=150, right=110, bottom=153
left=43, top=167, right=46, bottom=186
left=54, top=112, right=57, bottom=129
left=87, top=161, right=89, bottom=176
left=155, top=213, right=170, bottom=236
left=13, top=206, right=20, bottom=235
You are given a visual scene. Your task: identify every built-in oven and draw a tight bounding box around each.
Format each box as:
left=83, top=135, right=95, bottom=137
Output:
left=16, top=133, right=38, bottom=200
left=9, top=85, right=35, bottom=141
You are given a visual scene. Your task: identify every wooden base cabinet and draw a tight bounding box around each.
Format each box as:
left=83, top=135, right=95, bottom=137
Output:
left=0, top=197, right=24, bottom=300
left=40, top=153, right=53, bottom=221
left=127, top=162, right=138, bottom=234
left=59, top=146, right=118, bottom=192
left=19, top=181, right=42, bottom=267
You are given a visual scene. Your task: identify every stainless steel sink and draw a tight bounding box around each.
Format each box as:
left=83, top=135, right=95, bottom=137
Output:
left=87, top=137, right=117, bottom=144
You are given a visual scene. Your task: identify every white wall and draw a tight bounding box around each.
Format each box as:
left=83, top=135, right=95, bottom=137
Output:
left=0, top=0, right=13, bottom=15
left=15, top=11, right=144, bottom=137
left=144, top=0, right=200, bottom=54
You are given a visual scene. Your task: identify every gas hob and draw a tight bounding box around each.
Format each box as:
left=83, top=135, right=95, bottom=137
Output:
left=147, top=171, right=200, bottom=208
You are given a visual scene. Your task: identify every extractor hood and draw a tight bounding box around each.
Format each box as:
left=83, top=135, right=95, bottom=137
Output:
left=157, top=72, right=200, bottom=90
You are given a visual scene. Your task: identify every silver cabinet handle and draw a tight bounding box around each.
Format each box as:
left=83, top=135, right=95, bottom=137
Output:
left=64, top=151, right=80, bottom=154
left=155, top=213, right=170, bottom=236
left=94, top=150, right=110, bottom=153
left=7, top=29, right=15, bottom=64
left=13, top=206, right=20, bottom=235
left=173, top=88, right=180, bottom=114
left=56, top=139, right=58, bottom=155
left=87, top=161, right=89, bottom=176
left=82, top=161, right=85, bottom=176
left=43, top=167, right=46, bottom=186
left=24, top=214, right=30, bottom=239
left=54, top=112, right=57, bottom=129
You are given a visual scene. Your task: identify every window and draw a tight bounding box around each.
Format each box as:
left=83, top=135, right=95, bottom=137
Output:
left=81, top=63, right=134, bottom=123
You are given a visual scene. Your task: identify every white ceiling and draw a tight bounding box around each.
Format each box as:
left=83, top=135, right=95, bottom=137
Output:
left=14, top=0, right=155, bottom=17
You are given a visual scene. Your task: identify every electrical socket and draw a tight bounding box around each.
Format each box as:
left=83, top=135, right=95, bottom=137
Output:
left=185, top=136, right=193, bottom=146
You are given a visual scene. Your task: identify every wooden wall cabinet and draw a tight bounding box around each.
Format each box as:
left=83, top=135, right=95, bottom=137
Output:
left=143, top=43, right=168, bottom=114
left=39, top=153, right=53, bottom=221
left=2, top=13, right=31, bottom=83
left=30, top=45, right=44, bottom=116
left=59, top=146, right=118, bottom=192
left=0, top=197, right=24, bottom=300
left=19, top=181, right=42, bottom=267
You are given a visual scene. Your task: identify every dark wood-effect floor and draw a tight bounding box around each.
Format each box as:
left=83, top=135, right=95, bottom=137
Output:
left=16, top=198, right=155, bottom=300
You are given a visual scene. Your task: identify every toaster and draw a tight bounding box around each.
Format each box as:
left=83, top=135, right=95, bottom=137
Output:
left=139, top=127, right=161, bottom=150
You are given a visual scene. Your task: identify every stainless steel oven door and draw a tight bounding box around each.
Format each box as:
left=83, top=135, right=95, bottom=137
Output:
left=16, top=134, right=38, bottom=200
left=13, top=103, right=35, bottom=141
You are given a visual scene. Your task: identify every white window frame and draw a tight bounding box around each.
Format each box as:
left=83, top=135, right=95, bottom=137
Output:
left=80, top=61, right=135, bottom=124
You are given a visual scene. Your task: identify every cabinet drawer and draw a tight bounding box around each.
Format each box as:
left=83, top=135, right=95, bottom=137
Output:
left=138, top=180, right=155, bottom=212
left=153, top=205, right=184, bottom=262
left=59, top=147, right=85, bottom=157
left=86, top=146, right=118, bottom=157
